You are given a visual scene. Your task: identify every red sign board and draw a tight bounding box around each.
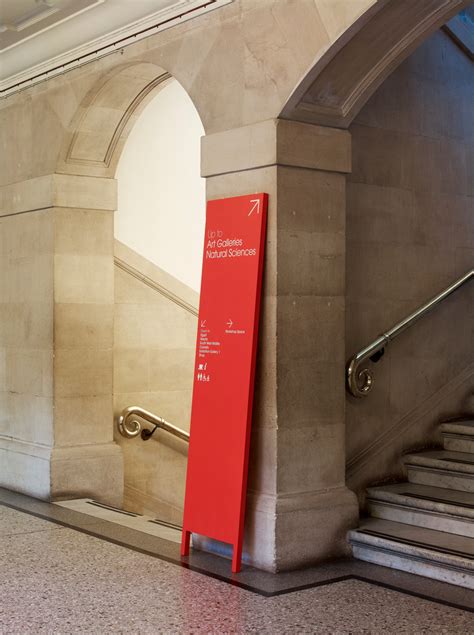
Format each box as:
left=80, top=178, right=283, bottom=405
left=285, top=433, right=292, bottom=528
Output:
left=181, top=193, right=268, bottom=573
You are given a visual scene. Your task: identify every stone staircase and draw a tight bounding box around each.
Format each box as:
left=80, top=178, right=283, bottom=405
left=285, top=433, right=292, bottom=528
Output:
left=348, top=419, right=474, bottom=589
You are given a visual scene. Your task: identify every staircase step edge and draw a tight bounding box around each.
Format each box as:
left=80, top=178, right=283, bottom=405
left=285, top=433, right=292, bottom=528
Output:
left=440, top=421, right=474, bottom=436
left=366, top=493, right=474, bottom=520
left=348, top=528, right=474, bottom=572
left=404, top=454, right=474, bottom=475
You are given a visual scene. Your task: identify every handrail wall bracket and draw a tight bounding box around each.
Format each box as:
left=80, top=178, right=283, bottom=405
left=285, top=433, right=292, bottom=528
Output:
left=347, top=269, right=473, bottom=398
left=117, top=406, right=190, bottom=442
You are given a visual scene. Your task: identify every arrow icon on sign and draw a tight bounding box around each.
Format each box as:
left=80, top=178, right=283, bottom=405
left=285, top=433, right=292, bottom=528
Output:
left=200, top=320, right=207, bottom=328
left=248, top=199, right=260, bottom=216
left=226, top=319, right=233, bottom=328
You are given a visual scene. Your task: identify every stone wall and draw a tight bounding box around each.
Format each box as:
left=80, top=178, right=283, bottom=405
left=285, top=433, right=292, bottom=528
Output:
left=2, top=0, right=468, bottom=572
left=346, top=30, right=474, bottom=495
left=113, top=241, right=197, bottom=524
left=0, top=210, right=54, bottom=497
left=201, top=119, right=359, bottom=571
left=0, top=176, right=123, bottom=505
left=0, top=0, right=377, bottom=188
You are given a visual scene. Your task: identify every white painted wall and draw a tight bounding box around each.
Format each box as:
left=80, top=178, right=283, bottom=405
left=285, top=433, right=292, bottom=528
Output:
left=116, top=79, right=205, bottom=292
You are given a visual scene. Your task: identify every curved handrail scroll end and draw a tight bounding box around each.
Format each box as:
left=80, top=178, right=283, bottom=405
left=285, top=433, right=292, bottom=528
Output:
left=346, top=269, right=473, bottom=398
left=117, top=406, right=190, bottom=442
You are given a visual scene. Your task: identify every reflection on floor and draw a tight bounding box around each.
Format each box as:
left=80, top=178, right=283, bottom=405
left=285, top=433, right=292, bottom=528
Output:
left=1, top=503, right=473, bottom=633
left=1, top=487, right=473, bottom=633
left=55, top=498, right=183, bottom=544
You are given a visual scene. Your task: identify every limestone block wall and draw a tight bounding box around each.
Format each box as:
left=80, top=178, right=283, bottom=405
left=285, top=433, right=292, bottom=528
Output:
left=113, top=241, right=198, bottom=525
left=0, top=175, right=122, bottom=506
left=346, top=30, right=474, bottom=495
left=2, top=0, right=465, bottom=572
left=0, top=210, right=54, bottom=497
left=200, top=119, right=359, bottom=571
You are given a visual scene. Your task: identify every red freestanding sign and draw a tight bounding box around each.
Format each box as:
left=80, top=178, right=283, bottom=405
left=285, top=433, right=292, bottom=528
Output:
left=181, top=193, right=268, bottom=573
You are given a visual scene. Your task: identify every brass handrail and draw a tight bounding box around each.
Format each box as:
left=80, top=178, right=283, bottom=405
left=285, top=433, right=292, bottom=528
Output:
left=347, top=269, right=474, bottom=398
left=117, top=406, right=190, bottom=442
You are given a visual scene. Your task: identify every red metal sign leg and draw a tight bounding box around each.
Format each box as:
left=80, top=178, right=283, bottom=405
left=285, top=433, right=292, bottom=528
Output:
left=232, top=539, right=243, bottom=574
left=181, top=530, right=191, bottom=556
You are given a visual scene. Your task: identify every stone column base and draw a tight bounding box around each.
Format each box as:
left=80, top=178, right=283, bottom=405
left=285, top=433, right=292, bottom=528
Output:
left=0, top=438, right=52, bottom=500
left=192, top=491, right=277, bottom=571
left=0, top=438, right=123, bottom=507
left=51, top=444, right=123, bottom=507
left=274, top=486, right=359, bottom=571
left=192, top=487, right=358, bottom=572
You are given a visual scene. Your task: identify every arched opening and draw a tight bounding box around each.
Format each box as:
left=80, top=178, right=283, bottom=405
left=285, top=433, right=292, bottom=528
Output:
left=272, top=1, right=473, bottom=577
left=281, top=0, right=471, bottom=129
left=276, top=1, right=473, bottom=496
left=113, top=77, right=205, bottom=524
left=345, top=25, right=474, bottom=492
left=115, top=78, right=205, bottom=292
left=55, top=62, right=205, bottom=525
left=1, top=0, right=471, bottom=579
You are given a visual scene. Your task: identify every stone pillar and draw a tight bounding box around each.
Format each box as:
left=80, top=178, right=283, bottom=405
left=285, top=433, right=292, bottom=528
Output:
left=200, top=119, right=358, bottom=571
left=0, top=174, right=122, bottom=505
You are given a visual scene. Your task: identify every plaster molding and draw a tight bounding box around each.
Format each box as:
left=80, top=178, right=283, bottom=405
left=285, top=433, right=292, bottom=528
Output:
left=56, top=62, right=173, bottom=178
left=275, top=487, right=357, bottom=514
left=0, top=173, right=117, bottom=216
left=0, top=436, right=52, bottom=461
left=0, top=442, right=52, bottom=500
left=0, top=436, right=122, bottom=461
left=114, top=256, right=198, bottom=317
left=282, top=0, right=470, bottom=128
left=201, top=118, right=351, bottom=178
left=0, top=437, right=123, bottom=504
left=114, top=239, right=199, bottom=315
left=0, top=1, right=104, bottom=52
left=0, top=0, right=233, bottom=98
left=51, top=443, right=123, bottom=461
left=247, top=485, right=358, bottom=515
left=66, top=73, right=171, bottom=170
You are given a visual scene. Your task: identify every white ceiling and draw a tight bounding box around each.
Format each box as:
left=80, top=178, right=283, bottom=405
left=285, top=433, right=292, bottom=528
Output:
left=0, top=0, right=101, bottom=52
left=0, top=0, right=232, bottom=96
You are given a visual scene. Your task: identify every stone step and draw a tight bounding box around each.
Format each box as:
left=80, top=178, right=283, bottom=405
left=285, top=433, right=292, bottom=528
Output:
left=348, top=518, right=474, bottom=590
left=441, top=419, right=474, bottom=453
left=404, top=450, right=474, bottom=492
left=366, top=482, right=474, bottom=537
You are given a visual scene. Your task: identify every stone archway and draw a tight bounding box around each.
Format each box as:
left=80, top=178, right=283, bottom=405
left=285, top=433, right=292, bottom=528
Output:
left=2, top=0, right=470, bottom=572
left=281, top=0, right=470, bottom=128
left=57, top=62, right=173, bottom=178
left=208, top=0, right=473, bottom=571
left=39, top=62, right=204, bottom=507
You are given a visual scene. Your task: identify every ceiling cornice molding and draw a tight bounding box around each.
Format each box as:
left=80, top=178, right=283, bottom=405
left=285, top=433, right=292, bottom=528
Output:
left=0, top=1, right=105, bottom=52
left=0, top=0, right=232, bottom=99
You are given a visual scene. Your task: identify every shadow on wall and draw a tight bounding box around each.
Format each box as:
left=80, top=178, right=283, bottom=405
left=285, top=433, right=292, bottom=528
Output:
left=113, top=246, right=199, bottom=524
left=345, top=29, right=474, bottom=498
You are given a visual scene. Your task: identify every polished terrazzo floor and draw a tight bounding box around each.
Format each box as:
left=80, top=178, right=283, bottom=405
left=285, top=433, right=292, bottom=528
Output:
left=1, top=505, right=473, bottom=633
